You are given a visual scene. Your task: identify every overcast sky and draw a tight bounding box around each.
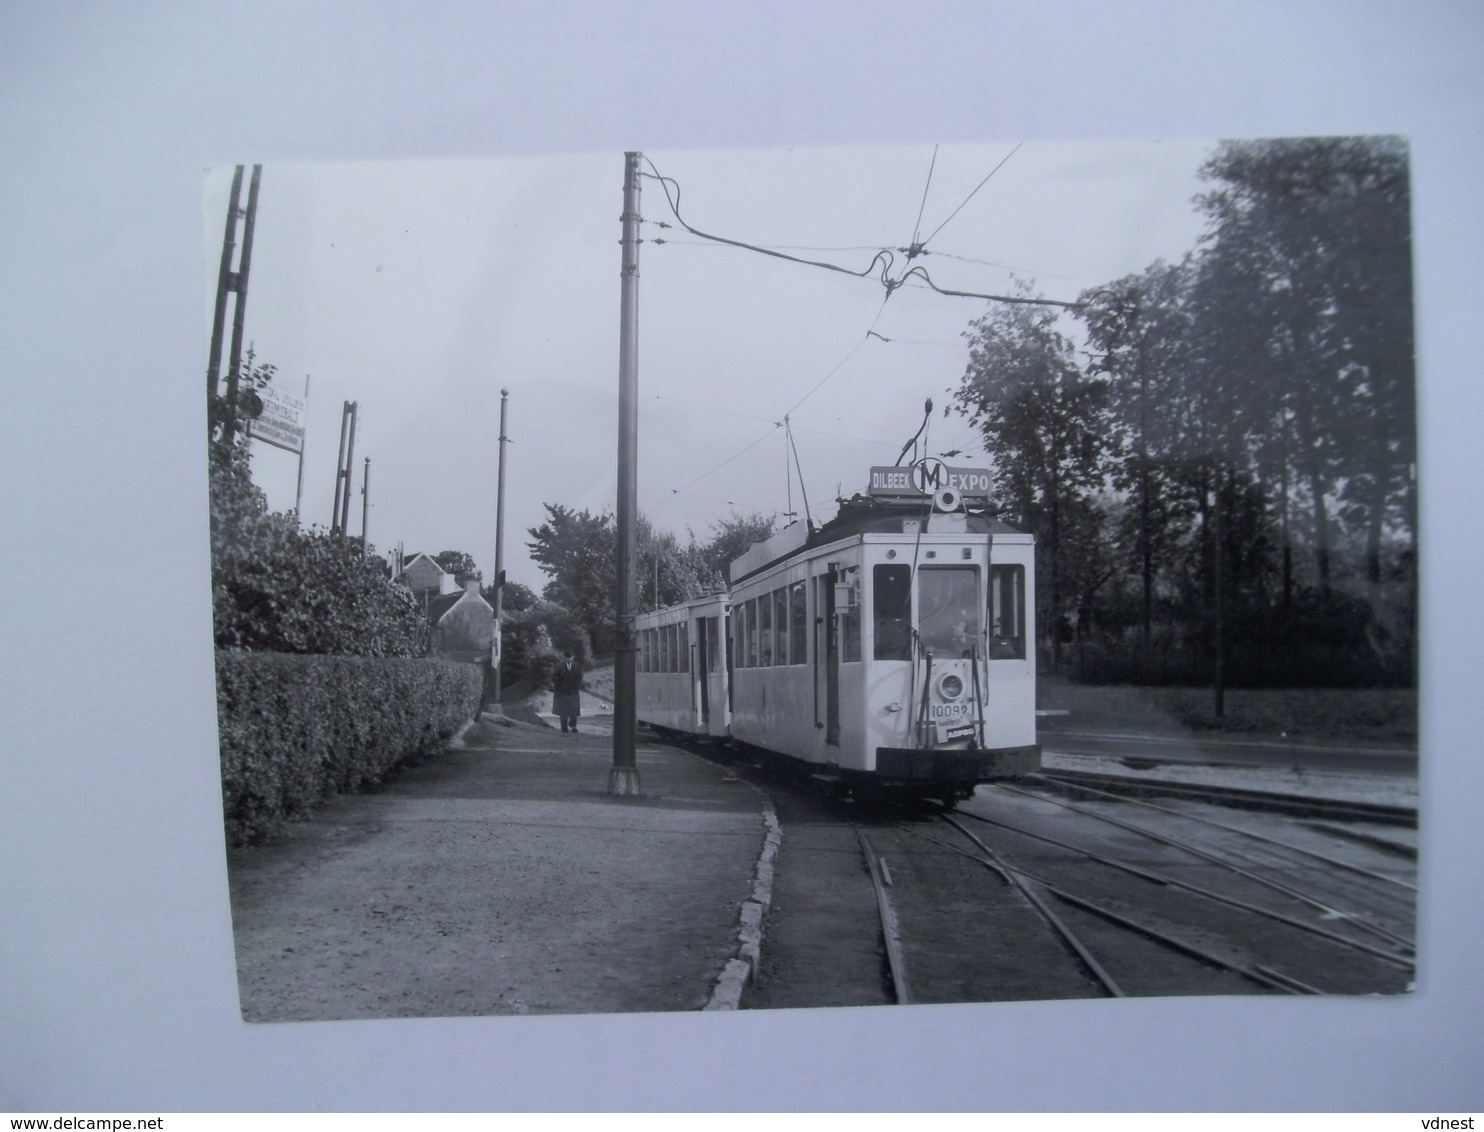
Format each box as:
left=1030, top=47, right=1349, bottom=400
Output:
left=211, top=139, right=1213, bottom=589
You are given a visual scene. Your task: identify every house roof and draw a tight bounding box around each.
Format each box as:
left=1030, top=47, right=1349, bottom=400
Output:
left=426, top=588, right=495, bottom=625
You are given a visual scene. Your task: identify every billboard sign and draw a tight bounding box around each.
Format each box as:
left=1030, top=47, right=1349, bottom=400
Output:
left=253, top=384, right=307, bottom=454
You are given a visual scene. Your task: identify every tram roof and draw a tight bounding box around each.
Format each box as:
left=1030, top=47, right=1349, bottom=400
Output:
left=729, top=496, right=1026, bottom=585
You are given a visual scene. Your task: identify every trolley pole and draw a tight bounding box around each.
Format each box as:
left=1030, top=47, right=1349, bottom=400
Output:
left=610, top=151, right=642, bottom=796
left=492, top=387, right=510, bottom=709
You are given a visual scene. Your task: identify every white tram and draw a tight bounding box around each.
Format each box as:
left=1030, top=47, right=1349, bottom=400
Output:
left=637, top=462, right=1040, bottom=800
left=634, top=592, right=731, bottom=737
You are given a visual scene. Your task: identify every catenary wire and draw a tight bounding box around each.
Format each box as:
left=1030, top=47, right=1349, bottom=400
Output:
left=641, top=155, right=1081, bottom=310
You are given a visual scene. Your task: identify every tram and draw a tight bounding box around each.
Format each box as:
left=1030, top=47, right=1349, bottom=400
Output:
left=636, top=460, right=1040, bottom=801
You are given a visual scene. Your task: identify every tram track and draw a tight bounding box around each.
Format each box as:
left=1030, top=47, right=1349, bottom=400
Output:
left=898, top=812, right=1320, bottom=998
left=991, top=781, right=1416, bottom=959
left=950, top=782, right=1415, bottom=995
left=1036, top=767, right=1417, bottom=827
left=661, top=728, right=1414, bottom=1006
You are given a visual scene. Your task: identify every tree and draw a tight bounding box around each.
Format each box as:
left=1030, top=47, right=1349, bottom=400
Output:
left=526, top=504, right=617, bottom=653
left=699, top=512, right=776, bottom=587
left=952, top=287, right=1112, bottom=669
left=433, top=549, right=480, bottom=585
left=1079, top=258, right=1199, bottom=650
left=1194, top=136, right=1415, bottom=607
left=487, top=579, right=538, bottom=613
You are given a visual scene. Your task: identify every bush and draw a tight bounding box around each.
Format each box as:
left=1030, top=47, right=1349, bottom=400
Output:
left=217, top=651, right=482, bottom=846
left=210, top=443, right=428, bottom=656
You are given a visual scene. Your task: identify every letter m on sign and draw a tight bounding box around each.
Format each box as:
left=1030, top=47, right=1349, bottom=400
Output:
left=910, top=457, right=948, bottom=494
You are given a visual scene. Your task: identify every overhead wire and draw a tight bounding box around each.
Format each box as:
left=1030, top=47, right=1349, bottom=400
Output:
left=651, top=393, right=897, bottom=446
left=643, top=154, right=1080, bottom=311
left=919, top=142, right=1022, bottom=247
left=641, top=156, right=898, bottom=287
left=641, top=148, right=1071, bottom=513
left=909, top=144, right=939, bottom=252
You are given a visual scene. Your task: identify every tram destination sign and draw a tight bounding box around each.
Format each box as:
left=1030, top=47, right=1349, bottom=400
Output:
left=868, top=459, right=992, bottom=499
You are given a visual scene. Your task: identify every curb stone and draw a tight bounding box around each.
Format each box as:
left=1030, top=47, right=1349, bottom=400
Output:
left=705, top=780, right=781, bottom=1011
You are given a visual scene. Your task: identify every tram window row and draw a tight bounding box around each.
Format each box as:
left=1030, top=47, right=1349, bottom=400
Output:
left=733, top=582, right=809, bottom=668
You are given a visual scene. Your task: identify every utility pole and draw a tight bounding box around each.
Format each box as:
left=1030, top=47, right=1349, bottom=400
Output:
left=294, top=374, right=310, bottom=521
left=610, top=151, right=642, bottom=796
left=360, top=457, right=371, bottom=557
left=331, top=402, right=348, bottom=534
left=207, top=165, right=244, bottom=421
left=221, top=165, right=262, bottom=445
left=340, top=402, right=358, bottom=537
left=330, top=400, right=358, bottom=535
left=492, top=387, right=510, bottom=708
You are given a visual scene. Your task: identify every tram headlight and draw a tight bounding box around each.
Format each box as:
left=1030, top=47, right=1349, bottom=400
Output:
left=936, top=672, right=965, bottom=702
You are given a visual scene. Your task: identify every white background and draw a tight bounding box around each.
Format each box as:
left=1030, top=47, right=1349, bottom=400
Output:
left=2, top=1, right=1481, bottom=1112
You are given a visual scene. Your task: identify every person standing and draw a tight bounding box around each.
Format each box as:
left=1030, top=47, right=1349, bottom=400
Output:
left=553, top=649, right=583, bottom=734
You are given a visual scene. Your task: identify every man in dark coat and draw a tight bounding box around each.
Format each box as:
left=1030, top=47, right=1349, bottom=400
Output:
left=553, top=649, right=583, bottom=734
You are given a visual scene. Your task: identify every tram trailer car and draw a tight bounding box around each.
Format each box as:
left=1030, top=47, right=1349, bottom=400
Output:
left=725, top=477, right=1039, bottom=801
left=634, top=593, right=731, bottom=737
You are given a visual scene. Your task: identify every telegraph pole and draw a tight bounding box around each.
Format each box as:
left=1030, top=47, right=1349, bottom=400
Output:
left=492, top=387, right=510, bottom=708
left=610, top=151, right=642, bottom=796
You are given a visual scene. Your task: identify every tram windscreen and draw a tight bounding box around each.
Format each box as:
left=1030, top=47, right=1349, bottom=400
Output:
left=918, top=566, right=981, bottom=659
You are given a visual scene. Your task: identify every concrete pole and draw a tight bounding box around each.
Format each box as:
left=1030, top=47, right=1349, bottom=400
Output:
left=610, top=151, right=642, bottom=796
left=293, top=374, right=309, bottom=523
left=331, top=400, right=351, bottom=534
left=492, top=387, right=509, bottom=707
left=339, top=401, right=358, bottom=537
left=207, top=165, right=244, bottom=416
left=360, top=457, right=370, bottom=557
left=223, top=165, right=262, bottom=444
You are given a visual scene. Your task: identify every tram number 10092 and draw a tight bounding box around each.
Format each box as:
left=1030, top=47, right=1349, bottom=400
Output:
left=929, top=701, right=976, bottom=743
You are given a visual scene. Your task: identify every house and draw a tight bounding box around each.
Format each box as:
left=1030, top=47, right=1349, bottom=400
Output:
left=393, top=551, right=493, bottom=664
left=397, top=551, right=458, bottom=599
left=425, top=578, right=495, bottom=664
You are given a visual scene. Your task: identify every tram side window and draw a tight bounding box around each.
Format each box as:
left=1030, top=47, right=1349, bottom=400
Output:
left=989, top=564, right=1026, bottom=659
left=872, top=564, right=912, bottom=660
left=640, top=629, right=649, bottom=674
left=757, top=592, right=773, bottom=666
left=678, top=622, right=689, bottom=673
left=772, top=589, right=788, bottom=666
left=704, top=616, right=720, bottom=672
left=745, top=598, right=759, bottom=668
left=840, top=572, right=862, bottom=663
left=789, top=582, right=807, bottom=665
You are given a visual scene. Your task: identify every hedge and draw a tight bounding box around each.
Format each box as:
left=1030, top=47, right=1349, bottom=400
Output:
left=216, top=651, right=483, bottom=846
